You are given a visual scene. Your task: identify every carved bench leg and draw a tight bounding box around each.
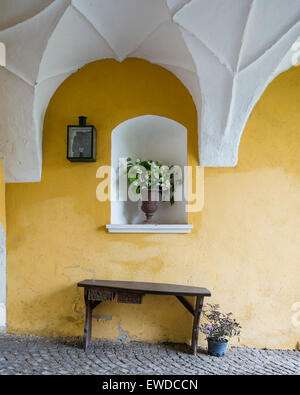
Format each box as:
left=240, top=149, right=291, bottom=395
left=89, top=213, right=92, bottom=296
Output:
left=83, top=288, right=101, bottom=352
left=191, top=296, right=204, bottom=355
left=83, top=288, right=92, bottom=352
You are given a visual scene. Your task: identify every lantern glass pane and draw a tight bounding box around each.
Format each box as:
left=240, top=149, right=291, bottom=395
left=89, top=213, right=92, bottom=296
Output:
left=69, top=127, right=93, bottom=158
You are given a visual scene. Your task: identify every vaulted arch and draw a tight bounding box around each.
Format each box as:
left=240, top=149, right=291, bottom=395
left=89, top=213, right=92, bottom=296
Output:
left=0, top=0, right=299, bottom=182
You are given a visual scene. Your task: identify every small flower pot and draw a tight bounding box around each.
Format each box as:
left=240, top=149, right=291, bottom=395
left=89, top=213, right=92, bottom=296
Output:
left=141, top=189, right=160, bottom=223
left=207, top=339, right=228, bottom=357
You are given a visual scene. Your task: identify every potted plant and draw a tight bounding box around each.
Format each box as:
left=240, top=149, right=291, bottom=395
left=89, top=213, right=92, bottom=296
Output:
left=200, top=304, right=241, bottom=357
left=125, top=158, right=179, bottom=223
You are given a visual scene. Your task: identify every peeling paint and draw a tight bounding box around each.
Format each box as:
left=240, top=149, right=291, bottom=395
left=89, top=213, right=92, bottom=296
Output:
left=93, top=315, right=112, bottom=321
left=117, top=321, right=130, bottom=341
left=66, top=316, right=77, bottom=323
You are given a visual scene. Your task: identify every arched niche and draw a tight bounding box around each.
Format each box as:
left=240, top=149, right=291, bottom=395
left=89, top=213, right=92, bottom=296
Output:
left=38, top=58, right=197, bottom=233
left=109, top=115, right=190, bottom=231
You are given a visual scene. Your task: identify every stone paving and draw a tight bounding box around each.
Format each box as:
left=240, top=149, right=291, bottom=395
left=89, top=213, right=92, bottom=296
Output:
left=0, top=334, right=299, bottom=375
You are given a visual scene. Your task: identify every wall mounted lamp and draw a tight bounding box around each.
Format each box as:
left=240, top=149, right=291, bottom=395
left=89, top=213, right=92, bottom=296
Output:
left=67, top=116, right=97, bottom=162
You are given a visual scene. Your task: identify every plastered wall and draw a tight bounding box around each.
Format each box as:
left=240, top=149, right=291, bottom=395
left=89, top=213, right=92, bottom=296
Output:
left=5, top=59, right=300, bottom=349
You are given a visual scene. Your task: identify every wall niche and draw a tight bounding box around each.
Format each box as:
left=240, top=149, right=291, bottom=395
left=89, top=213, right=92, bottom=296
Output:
left=107, top=115, right=192, bottom=233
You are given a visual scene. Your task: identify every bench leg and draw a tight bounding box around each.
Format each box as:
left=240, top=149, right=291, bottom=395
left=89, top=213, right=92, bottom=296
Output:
left=83, top=289, right=102, bottom=351
left=83, top=288, right=92, bottom=352
left=191, top=296, right=204, bottom=355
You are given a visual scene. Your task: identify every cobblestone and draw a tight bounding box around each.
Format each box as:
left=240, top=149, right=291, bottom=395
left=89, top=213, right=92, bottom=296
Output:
left=0, top=334, right=299, bottom=375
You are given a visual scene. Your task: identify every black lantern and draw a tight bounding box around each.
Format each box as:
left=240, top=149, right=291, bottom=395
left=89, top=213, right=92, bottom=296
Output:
left=67, top=116, right=97, bottom=162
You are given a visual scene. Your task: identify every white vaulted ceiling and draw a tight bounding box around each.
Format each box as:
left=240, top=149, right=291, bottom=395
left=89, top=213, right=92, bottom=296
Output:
left=0, top=0, right=299, bottom=182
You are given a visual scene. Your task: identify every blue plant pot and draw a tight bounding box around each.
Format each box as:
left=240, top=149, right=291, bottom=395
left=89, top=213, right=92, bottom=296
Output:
left=207, top=339, right=228, bottom=357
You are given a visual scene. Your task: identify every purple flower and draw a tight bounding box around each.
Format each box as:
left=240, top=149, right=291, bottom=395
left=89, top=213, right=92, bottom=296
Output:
left=200, top=304, right=242, bottom=341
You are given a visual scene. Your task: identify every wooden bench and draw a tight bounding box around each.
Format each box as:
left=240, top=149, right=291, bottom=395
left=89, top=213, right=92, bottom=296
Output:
left=78, top=280, right=211, bottom=354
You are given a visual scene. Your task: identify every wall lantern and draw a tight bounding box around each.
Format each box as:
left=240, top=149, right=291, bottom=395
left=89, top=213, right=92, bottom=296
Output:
left=67, top=116, right=97, bottom=162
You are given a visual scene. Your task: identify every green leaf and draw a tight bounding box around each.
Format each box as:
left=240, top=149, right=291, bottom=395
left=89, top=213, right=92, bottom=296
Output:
left=140, top=161, right=151, bottom=170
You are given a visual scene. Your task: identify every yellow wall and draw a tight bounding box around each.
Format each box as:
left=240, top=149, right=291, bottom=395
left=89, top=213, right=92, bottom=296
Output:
left=6, top=59, right=300, bottom=349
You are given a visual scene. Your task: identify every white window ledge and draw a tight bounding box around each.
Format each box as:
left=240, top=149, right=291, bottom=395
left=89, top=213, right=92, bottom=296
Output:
left=106, top=224, right=193, bottom=234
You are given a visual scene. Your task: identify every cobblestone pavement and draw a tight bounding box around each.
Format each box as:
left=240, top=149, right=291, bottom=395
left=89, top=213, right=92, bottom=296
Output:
left=0, top=334, right=299, bottom=375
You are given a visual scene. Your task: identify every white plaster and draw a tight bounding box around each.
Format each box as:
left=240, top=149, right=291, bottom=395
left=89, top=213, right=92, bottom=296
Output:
left=1, top=0, right=300, bottom=181
left=165, top=0, right=192, bottom=16
left=72, top=0, right=170, bottom=61
left=0, top=0, right=69, bottom=86
left=0, top=223, right=6, bottom=329
left=156, top=64, right=201, bottom=154
left=239, top=0, right=300, bottom=70
left=274, top=36, right=300, bottom=77
left=38, top=5, right=115, bottom=83
left=176, top=5, right=300, bottom=166
left=111, top=115, right=188, bottom=225
left=0, top=68, right=40, bottom=183
left=225, top=22, right=300, bottom=166
left=181, top=29, right=233, bottom=164
left=0, top=0, right=54, bottom=31
left=106, top=224, right=193, bottom=234
left=34, top=72, right=73, bottom=151
left=175, top=0, right=252, bottom=72
left=0, top=303, right=6, bottom=328
left=132, top=20, right=195, bottom=72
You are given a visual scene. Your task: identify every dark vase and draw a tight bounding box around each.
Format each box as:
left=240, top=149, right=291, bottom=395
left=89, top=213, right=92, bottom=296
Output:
left=207, top=339, right=228, bottom=357
left=141, top=189, right=159, bottom=223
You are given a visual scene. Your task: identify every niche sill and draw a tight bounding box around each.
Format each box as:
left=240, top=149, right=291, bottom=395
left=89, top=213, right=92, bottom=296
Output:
left=106, top=224, right=193, bottom=234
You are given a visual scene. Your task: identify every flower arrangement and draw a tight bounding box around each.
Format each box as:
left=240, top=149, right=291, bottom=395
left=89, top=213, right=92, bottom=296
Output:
left=200, top=304, right=241, bottom=343
left=125, top=158, right=181, bottom=205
